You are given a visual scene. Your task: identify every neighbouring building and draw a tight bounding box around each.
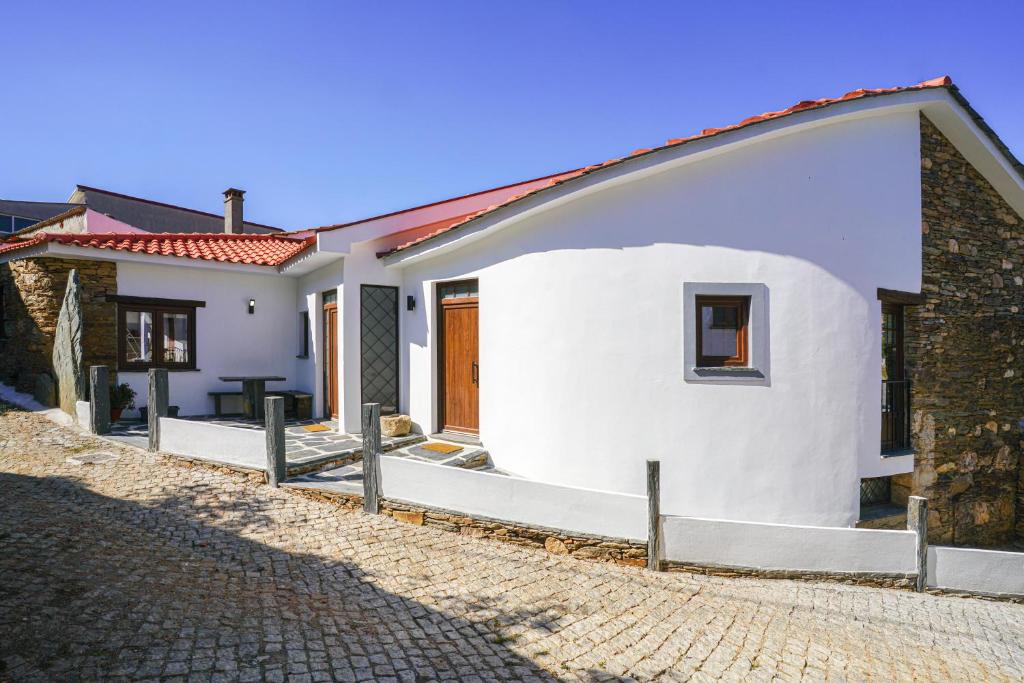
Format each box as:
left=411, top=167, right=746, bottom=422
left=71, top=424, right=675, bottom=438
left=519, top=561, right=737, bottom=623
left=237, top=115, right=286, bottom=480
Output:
left=0, top=76, right=1021, bottom=546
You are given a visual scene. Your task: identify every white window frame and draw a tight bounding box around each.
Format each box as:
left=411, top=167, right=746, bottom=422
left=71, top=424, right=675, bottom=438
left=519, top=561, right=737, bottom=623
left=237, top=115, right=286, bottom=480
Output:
left=683, top=282, right=769, bottom=384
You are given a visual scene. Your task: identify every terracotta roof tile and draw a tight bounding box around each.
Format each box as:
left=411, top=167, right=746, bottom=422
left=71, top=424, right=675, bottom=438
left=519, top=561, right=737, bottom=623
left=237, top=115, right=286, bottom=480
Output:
left=0, top=232, right=314, bottom=266
left=384, top=76, right=955, bottom=257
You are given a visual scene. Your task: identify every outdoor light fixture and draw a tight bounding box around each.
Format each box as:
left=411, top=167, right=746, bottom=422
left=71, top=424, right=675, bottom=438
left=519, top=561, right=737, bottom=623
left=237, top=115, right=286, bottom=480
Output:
left=248, top=298, right=256, bottom=315
left=407, top=295, right=416, bottom=311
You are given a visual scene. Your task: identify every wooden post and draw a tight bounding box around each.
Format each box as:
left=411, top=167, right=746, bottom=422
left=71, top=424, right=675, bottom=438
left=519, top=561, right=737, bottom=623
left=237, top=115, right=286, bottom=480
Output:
left=362, top=402, right=382, bottom=514
left=265, top=396, right=286, bottom=487
left=147, top=368, right=168, bottom=452
left=907, top=496, right=928, bottom=592
left=647, top=459, right=662, bottom=571
left=88, top=365, right=110, bottom=435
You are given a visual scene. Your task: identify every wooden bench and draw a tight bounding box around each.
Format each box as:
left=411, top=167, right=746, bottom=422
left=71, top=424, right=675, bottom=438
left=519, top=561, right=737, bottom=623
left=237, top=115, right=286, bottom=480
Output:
left=207, top=391, right=243, bottom=417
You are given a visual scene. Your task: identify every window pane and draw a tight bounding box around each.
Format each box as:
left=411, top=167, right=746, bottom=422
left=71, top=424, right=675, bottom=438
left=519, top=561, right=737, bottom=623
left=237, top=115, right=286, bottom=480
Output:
left=0, top=216, right=13, bottom=233
left=162, top=312, right=190, bottom=364
left=125, top=311, right=153, bottom=363
left=701, top=305, right=738, bottom=357
left=12, top=217, right=37, bottom=231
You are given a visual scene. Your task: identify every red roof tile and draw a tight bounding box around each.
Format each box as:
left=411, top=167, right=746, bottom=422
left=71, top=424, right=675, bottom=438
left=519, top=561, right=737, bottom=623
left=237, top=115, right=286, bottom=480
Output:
left=384, top=76, right=955, bottom=257
left=0, top=232, right=314, bottom=266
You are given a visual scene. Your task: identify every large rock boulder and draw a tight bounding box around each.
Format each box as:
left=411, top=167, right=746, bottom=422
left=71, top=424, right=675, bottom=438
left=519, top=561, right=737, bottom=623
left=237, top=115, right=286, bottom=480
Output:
left=52, top=269, right=85, bottom=415
left=380, top=414, right=412, bottom=437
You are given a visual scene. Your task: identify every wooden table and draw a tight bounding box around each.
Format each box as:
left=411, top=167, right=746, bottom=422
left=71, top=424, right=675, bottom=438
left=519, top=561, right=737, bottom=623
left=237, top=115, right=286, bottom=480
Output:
left=218, top=376, right=287, bottom=419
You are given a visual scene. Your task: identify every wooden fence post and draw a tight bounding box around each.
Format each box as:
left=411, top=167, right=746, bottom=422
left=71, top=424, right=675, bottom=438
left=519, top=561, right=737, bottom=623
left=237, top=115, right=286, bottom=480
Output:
left=362, top=403, right=382, bottom=514
left=908, top=496, right=928, bottom=592
left=88, top=365, right=110, bottom=435
left=647, top=459, right=662, bottom=571
left=147, top=368, right=168, bottom=452
left=264, top=396, right=286, bottom=487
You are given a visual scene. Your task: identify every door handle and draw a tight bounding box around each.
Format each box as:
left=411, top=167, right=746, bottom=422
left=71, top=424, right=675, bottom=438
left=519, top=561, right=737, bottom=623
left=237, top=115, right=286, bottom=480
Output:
left=471, top=361, right=479, bottom=386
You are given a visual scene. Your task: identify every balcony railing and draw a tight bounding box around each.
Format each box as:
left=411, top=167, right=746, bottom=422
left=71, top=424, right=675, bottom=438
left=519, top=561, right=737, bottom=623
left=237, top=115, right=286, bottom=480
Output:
left=881, top=379, right=911, bottom=453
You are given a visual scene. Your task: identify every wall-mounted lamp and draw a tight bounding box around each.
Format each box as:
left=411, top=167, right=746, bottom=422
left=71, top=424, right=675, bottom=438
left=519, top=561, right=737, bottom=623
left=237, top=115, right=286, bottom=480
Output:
left=406, top=295, right=416, bottom=311
left=248, top=298, right=256, bottom=315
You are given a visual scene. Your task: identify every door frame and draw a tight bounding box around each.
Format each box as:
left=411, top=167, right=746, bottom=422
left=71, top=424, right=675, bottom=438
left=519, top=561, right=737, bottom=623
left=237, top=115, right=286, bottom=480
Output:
left=322, top=292, right=339, bottom=419
left=436, top=279, right=479, bottom=435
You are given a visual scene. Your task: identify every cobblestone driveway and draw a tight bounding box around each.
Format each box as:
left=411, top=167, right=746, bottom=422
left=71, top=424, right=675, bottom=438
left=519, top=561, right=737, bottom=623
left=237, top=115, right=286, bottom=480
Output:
left=2, top=407, right=1023, bottom=682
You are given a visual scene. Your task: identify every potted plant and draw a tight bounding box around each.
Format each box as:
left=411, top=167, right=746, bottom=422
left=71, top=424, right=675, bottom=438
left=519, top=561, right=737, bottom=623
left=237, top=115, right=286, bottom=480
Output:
left=109, top=383, right=136, bottom=422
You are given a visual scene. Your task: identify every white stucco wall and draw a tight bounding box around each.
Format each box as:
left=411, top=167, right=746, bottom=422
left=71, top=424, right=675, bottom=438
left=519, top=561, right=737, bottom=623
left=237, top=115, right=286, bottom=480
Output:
left=397, top=111, right=923, bottom=527
left=116, top=262, right=299, bottom=416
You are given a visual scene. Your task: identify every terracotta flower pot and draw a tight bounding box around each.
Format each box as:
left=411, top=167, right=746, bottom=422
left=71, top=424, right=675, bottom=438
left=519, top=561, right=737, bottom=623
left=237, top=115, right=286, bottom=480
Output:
left=110, top=408, right=123, bottom=422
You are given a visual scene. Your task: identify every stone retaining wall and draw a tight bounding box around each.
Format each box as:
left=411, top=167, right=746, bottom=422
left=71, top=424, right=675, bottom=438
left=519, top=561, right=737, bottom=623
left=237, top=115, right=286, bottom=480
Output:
left=907, top=115, right=1024, bottom=546
left=663, top=562, right=915, bottom=590
left=0, top=257, right=117, bottom=398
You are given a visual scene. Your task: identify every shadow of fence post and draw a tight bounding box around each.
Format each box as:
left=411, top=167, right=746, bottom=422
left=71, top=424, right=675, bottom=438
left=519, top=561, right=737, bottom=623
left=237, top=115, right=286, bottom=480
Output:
left=362, top=403, right=382, bottom=514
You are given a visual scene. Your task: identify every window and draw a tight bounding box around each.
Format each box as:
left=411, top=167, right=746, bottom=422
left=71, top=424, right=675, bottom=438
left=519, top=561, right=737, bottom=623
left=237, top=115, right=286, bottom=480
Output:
left=695, top=295, right=749, bottom=367
left=117, top=302, right=196, bottom=370
left=683, top=282, right=768, bottom=383
left=298, top=311, right=310, bottom=357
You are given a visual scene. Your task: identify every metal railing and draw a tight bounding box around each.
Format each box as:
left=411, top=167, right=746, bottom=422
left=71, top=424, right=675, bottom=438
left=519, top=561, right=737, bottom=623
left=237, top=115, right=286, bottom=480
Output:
left=881, top=379, right=911, bottom=453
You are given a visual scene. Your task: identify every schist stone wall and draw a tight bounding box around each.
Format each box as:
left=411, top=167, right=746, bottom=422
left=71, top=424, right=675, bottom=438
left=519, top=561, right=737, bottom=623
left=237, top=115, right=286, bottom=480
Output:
left=0, top=257, right=117, bottom=399
left=900, top=115, right=1024, bottom=546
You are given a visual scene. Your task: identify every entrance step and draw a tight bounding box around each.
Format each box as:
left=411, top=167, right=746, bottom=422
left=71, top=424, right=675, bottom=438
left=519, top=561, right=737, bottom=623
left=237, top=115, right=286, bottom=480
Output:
left=285, top=433, right=425, bottom=476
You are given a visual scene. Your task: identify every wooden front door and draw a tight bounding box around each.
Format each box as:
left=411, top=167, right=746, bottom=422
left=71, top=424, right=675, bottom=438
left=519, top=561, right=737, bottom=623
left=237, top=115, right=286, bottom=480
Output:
left=439, top=280, right=479, bottom=434
left=323, top=294, right=339, bottom=419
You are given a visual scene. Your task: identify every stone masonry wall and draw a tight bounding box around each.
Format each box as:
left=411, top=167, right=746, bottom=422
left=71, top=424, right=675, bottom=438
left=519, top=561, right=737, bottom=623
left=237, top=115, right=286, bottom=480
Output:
left=904, top=115, right=1024, bottom=546
left=0, top=257, right=117, bottom=397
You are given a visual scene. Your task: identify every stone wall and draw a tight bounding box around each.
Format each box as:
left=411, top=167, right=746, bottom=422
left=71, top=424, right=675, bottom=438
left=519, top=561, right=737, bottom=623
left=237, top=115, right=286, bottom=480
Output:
left=905, top=115, right=1024, bottom=546
left=0, top=257, right=117, bottom=397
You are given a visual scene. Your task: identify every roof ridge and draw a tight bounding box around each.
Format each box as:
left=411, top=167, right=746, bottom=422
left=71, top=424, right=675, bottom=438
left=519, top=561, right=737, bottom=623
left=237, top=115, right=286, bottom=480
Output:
left=382, top=76, right=960, bottom=258
left=72, top=185, right=282, bottom=232
left=295, top=168, right=583, bottom=235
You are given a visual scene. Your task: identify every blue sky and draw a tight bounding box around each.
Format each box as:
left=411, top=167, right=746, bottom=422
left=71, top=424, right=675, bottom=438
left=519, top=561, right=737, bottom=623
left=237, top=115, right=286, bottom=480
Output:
left=4, top=1, right=1023, bottom=230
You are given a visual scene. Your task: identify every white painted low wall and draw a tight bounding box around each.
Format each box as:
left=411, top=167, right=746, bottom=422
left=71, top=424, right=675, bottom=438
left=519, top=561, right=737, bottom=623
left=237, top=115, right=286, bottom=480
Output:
left=378, top=456, right=647, bottom=541
left=927, top=545, right=1024, bottom=598
left=662, top=515, right=917, bottom=574
left=158, top=417, right=267, bottom=471
left=76, top=400, right=91, bottom=429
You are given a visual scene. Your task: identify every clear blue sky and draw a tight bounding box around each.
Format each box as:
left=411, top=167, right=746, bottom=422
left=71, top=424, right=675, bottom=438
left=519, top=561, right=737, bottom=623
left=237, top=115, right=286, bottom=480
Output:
left=5, top=1, right=1022, bottom=230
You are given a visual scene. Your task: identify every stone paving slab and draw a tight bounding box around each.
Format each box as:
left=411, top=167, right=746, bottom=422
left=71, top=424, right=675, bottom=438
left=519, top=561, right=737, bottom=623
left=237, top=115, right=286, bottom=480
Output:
left=105, top=417, right=424, bottom=472
left=3, top=407, right=1024, bottom=681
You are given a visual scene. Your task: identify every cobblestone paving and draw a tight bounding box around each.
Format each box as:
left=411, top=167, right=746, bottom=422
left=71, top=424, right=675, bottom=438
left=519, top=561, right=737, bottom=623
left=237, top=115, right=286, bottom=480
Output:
left=2, top=407, right=1023, bottom=682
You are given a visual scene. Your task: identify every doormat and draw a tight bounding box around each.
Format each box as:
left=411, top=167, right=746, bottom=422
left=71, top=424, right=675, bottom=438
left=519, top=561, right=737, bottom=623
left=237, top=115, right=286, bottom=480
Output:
left=421, top=442, right=462, bottom=454
left=303, top=424, right=332, bottom=432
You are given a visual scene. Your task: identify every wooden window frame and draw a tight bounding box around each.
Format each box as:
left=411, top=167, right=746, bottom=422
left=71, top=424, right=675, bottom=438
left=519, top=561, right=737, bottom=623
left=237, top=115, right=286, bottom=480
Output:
left=695, top=295, right=749, bottom=367
left=117, top=302, right=197, bottom=371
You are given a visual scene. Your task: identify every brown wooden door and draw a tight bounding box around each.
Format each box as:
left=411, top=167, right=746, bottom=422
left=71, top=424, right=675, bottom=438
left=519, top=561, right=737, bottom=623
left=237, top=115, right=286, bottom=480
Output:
left=323, top=302, right=339, bottom=419
left=439, top=293, right=479, bottom=434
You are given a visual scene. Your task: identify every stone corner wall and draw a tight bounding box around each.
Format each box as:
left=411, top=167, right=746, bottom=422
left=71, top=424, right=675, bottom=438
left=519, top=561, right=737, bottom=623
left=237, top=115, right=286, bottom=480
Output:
left=908, top=114, right=1024, bottom=546
left=0, top=257, right=117, bottom=396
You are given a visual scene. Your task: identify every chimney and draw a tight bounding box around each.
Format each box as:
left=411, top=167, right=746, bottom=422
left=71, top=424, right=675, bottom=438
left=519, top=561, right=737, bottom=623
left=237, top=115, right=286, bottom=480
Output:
left=223, top=188, right=245, bottom=234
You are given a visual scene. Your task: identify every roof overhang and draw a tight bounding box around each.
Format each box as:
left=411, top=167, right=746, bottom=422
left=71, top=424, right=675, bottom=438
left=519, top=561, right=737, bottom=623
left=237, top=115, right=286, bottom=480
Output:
left=0, top=237, right=340, bottom=277
left=382, top=86, right=1024, bottom=267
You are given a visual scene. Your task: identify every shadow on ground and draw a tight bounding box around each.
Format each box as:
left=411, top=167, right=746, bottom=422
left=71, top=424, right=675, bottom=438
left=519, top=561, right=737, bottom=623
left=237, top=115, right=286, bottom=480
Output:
left=0, top=469, right=618, bottom=681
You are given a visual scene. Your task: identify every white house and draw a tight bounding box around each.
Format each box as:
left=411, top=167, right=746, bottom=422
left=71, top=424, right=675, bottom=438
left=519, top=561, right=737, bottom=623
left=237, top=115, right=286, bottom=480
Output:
left=3, top=76, right=1022, bottom=535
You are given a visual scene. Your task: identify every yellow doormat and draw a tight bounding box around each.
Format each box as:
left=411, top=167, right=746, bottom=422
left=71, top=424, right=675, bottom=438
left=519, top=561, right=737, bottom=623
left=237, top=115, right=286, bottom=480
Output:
left=422, top=442, right=462, bottom=454
left=302, top=424, right=332, bottom=432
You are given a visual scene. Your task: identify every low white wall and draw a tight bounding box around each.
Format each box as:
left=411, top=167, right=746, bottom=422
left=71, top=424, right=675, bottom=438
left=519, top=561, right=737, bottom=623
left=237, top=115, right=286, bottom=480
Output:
left=378, top=456, right=647, bottom=541
left=76, top=400, right=91, bottom=429
left=662, top=515, right=917, bottom=574
left=158, top=417, right=267, bottom=471
left=927, top=545, right=1024, bottom=598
